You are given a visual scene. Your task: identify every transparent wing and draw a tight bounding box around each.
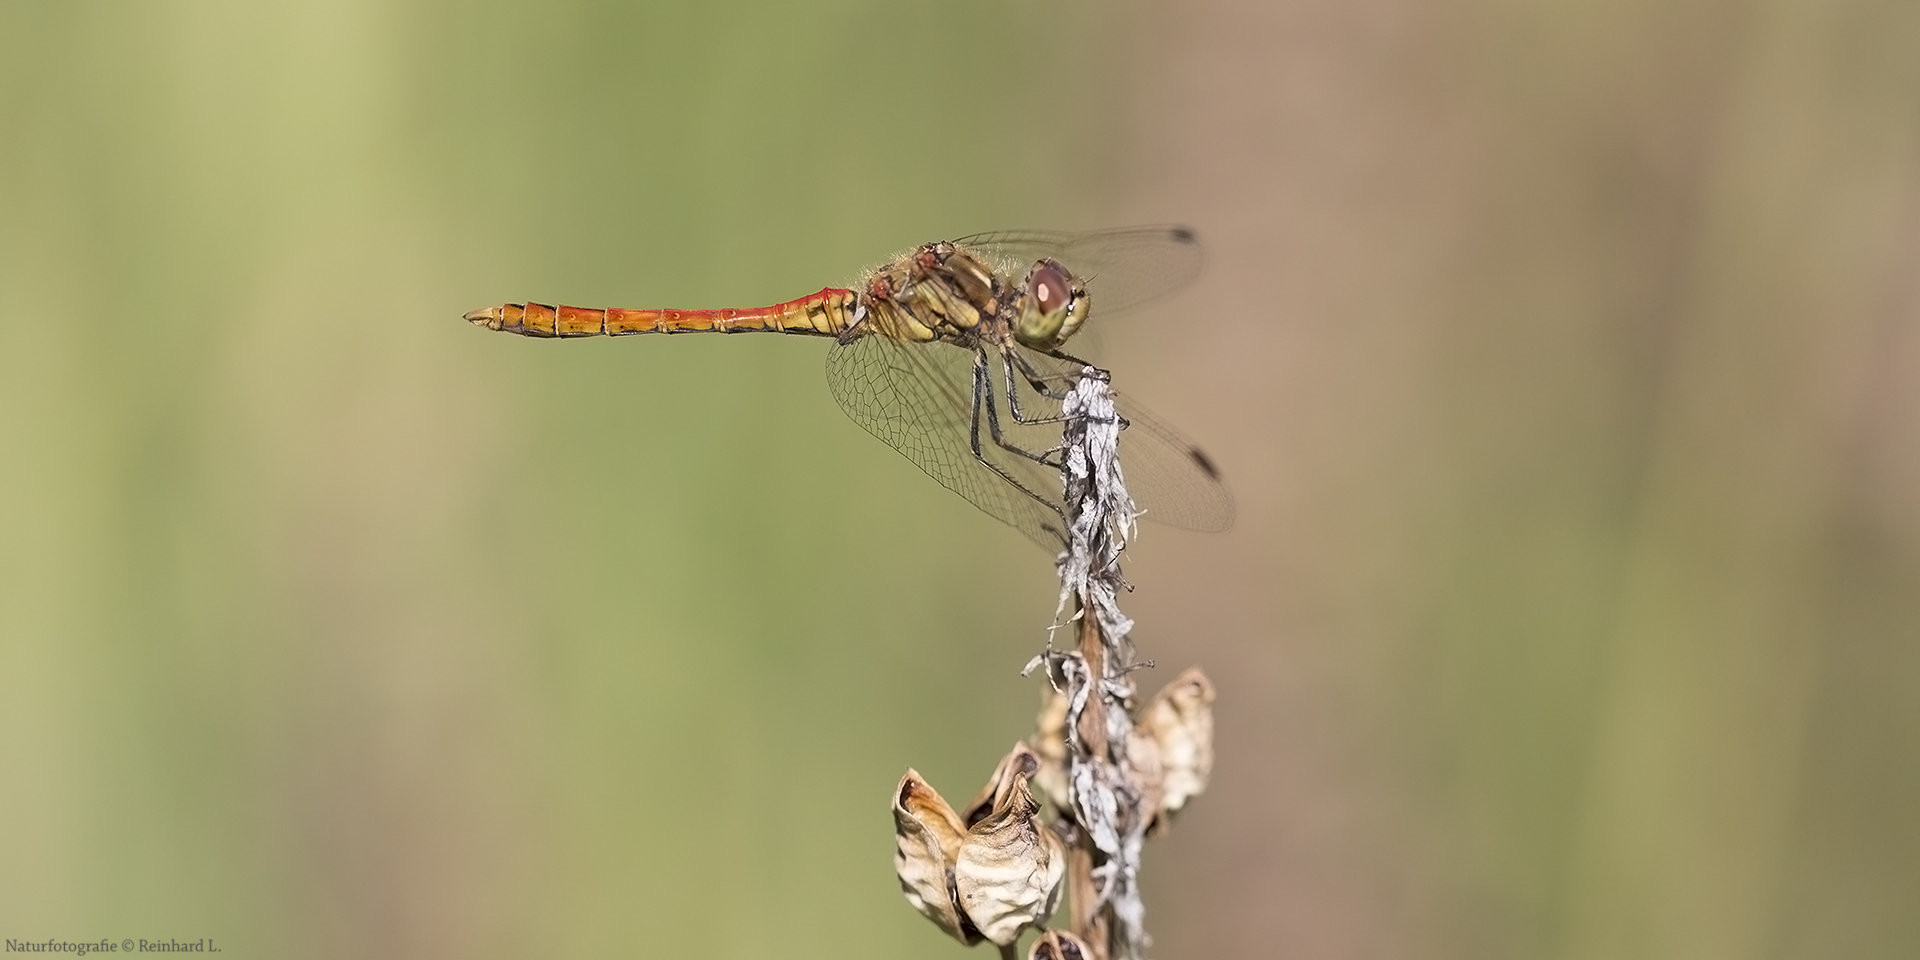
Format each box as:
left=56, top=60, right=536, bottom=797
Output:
left=826, top=333, right=1072, bottom=550
left=1008, top=349, right=1236, bottom=534
left=954, top=225, right=1204, bottom=316
left=826, top=330, right=1236, bottom=551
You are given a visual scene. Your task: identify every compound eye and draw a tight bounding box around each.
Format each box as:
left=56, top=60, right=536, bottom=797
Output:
left=1029, top=260, right=1072, bottom=314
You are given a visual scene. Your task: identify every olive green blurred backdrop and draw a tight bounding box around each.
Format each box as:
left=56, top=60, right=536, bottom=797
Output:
left=3, top=1, right=1916, bottom=959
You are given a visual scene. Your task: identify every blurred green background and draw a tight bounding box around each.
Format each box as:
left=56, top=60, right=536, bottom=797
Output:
left=3, top=1, right=1916, bottom=958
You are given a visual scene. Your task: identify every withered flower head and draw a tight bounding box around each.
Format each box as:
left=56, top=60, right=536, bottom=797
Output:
left=892, top=769, right=982, bottom=945
left=892, top=744, right=1066, bottom=948
left=1027, top=689, right=1071, bottom=812
left=954, top=746, right=1067, bottom=946
left=1030, top=929, right=1092, bottom=960
left=1139, top=666, right=1217, bottom=833
left=960, top=741, right=1045, bottom=828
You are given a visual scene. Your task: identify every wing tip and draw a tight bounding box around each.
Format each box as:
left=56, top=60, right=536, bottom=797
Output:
left=1187, top=445, right=1222, bottom=480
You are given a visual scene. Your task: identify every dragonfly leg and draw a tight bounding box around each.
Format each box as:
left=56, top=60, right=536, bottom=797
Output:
left=978, top=352, right=1069, bottom=469
left=1009, top=350, right=1078, bottom=402
left=1026, top=348, right=1130, bottom=432
left=1042, top=346, right=1096, bottom=369
left=968, top=350, right=1070, bottom=535
left=1011, top=349, right=1128, bottom=434
left=989, top=353, right=1068, bottom=469
left=1001, top=349, right=1073, bottom=429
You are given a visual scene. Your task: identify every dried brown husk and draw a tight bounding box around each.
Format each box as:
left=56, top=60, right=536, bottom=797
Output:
left=1126, top=714, right=1167, bottom=832
left=1029, top=929, right=1092, bottom=960
left=960, top=740, right=1045, bottom=828
left=954, top=746, right=1068, bottom=946
left=1028, top=689, right=1071, bottom=812
left=891, top=769, right=982, bottom=945
left=1138, top=666, right=1216, bottom=835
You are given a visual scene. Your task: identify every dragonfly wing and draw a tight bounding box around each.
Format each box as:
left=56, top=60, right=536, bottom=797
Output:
left=955, top=226, right=1205, bottom=316
left=826, top=333, right=1072, bottom=550
left=1010, top=348, right=1236, bottom=534
left=1108, top=393, right=1236, bottom=533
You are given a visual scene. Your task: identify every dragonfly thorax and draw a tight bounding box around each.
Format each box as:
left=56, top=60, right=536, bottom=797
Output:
left=859, top=243, right=1015, bottom=347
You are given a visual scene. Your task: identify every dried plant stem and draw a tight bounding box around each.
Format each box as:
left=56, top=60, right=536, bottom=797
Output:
left=1046, top=368, right=1152, bottom=960
left=1074, top=612, right=1111, bottom=757
left=894, top=366, right=1215, bottom=960
left=1067, top=610, right=1117, bottom=956
left=1066, top=840, right=1104, bottom=948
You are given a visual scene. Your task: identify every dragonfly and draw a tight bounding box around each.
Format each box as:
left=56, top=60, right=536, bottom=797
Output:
left=463, top=227, right=1234, bottom=550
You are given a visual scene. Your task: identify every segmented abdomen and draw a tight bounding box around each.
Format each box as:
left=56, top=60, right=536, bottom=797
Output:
left=464, top=287, right=858, bottom=338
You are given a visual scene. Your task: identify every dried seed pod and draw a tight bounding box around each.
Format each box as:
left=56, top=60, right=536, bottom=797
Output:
left=960, top=740, right=1044, bottom=829
left=954, top=747, right=1067, bottom=946
left=891, top=769, right=982, bottom=945
left=1028, top=688, right=1071, bottom=812
left=1126, top=714, right=1167, bottom=830
left=1029, top=929, right=1092, bottom=960
left=1139, top=667, right=1216, bottom=833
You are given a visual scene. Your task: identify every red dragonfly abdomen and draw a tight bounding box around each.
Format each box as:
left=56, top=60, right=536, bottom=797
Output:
left=464, top=287, right=859, bottom=339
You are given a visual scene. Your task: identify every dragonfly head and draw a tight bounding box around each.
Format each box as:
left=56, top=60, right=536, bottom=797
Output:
left=1013, top=258, right=1089, bottom=350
